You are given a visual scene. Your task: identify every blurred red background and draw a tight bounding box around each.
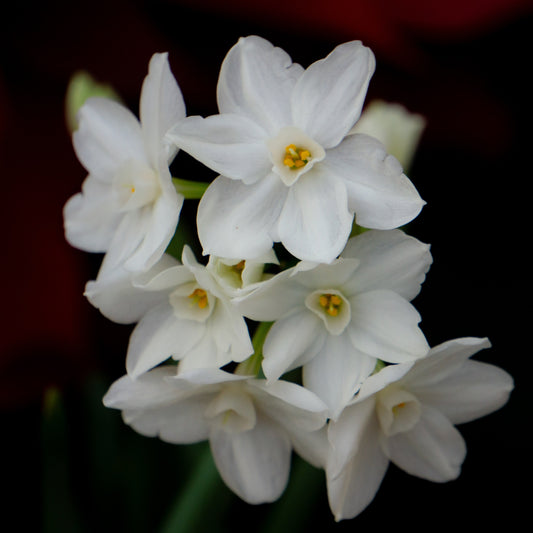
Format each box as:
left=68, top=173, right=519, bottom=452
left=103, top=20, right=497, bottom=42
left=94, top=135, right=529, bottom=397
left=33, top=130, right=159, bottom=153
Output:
left=1, top=0, right=531, bottom=530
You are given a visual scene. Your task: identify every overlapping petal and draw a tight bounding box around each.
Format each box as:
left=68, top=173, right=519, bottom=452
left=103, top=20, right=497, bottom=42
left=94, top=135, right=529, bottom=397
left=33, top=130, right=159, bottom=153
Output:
left=167, top=114, right=271, bottom=183
left=217, top=35, right=303, bottom=135
left=73, top=97, right=147, bottom=181
left=347, top=289, right=429, bottom=363
left=326, top=399, right=388, bottom=521
left=383, top=406, right=466, bottom=482
left=197, top=174, right=286, bottom=260
left=292, top=41, right=375, bottom=148
left=342, top=229, right=432, bottom=300
left=303, top=335, right=376, bottom=419
left=140, top=52, right=186, bottom=165
left=322, top=134, right=425, bottom=230
left=278, top=170, right=353, bottom=263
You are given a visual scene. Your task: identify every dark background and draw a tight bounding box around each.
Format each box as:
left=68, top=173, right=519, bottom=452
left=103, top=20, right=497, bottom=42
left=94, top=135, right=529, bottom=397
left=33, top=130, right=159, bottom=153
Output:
left=1, top=0, right=531, bottom=531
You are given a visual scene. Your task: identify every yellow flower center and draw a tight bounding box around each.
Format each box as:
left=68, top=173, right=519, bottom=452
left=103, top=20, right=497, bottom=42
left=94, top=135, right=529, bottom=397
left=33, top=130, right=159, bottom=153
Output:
left=319, top=293, right=343, bottom=317
left=188, top=288, right=208, bottom=309
left=283, top=144, right=311, bottom=170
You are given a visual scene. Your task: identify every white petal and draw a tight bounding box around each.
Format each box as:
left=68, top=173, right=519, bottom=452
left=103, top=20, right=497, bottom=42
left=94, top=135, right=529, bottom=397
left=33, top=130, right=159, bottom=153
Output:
left=126, top=301, right=204, bottom=378
left=167, top=114, right=271, bottom=184
left=84, top=254, right=177, bottom=324
left=341, top=229, right=432, bottom=300
left=292, top=41, right=375, bottom=149
left=262, top=312, right=325, bottom=381
left=140, top=52, right=186, bottom=165
left=347, top=290, right=429, bottom=363
left=324, top=134, right=425, bottom=229
left=210, top=415, right=292, bottom=504
left=197, top=174, right=286, bottom=260
left=303, top=334, right=376, bottom=419
left=248, top=379, right=328, bottom=432
left=290, top=426, right=330, bottom=469
left=278, top=169, right=352, bottom=263
left=402, top=337, right=492, bottom=387
left=103, top=366, right=180, bottom=409
left=291, top=257, right=360, bottom=291
left=207, top=300, right=253, bottom=362
left=233, top=268, right=308, bottom=322
left=63, top=178, right=121, bottom=252
left=124, top=163, right=183, bottom=272
left=95, top=207, right=148, bottom=274
left=350, top=361, right=414, bottom=405
left=326, top=400, right=388, bottom=521
left=217, top=35, right=303, bottom=135
left=384, top=406, right=466, bottom=482
left=73, top=97, right=147, bottom=181
left=349, top=100, right=426, bottom=171
left=126, top=396, right=211, bottom=444
left=407, top=340, right=513, bottom=425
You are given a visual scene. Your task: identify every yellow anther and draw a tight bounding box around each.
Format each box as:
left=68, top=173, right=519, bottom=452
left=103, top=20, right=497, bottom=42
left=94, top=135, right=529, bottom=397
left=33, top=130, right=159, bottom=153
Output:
left=283, top=144, right=312, bottom=170
left=392, top=402, right=406, bottom=416
left=319, top=293, right=342, bottom=317
left=188, top=288, right=208, bottom=309
left=234, top=260, right=246, bottom=272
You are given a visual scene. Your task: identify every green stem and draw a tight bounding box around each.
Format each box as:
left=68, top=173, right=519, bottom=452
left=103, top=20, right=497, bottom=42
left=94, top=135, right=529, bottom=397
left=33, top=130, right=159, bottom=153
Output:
left=235, top=321, right=273, bottom=377
left=172, top=177, right=209, bottom=199
left=158, top=443, right=232, bottom=533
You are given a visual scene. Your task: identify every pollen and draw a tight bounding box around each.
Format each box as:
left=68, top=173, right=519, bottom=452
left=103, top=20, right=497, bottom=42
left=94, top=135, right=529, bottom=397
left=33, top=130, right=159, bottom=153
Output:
left=188, top=288, right=208, bottom=309
left=319, top=293, right=343, bottom=317
left=392, top=402, right=406, bottom=416
left=234, top=260, right=246, bottom=272
left=283, top=143, right=311, bottom=170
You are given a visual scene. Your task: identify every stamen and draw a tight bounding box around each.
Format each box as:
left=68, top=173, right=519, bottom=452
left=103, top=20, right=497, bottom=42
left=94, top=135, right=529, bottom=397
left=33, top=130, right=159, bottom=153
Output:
left=319, top=293, right=342, bottom=317
left=283, top=143, right=312, bottom=170
left=234, top=260, right=246, bottom=272
left=188, top=288, right=208, bottom=309
left=392, top=402, right=406, bottom=416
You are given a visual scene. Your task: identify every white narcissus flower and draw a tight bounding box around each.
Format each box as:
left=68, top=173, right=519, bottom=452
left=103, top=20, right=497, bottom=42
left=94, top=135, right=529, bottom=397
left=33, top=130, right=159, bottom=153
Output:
left=103, top=366, right=329, bottom=504
left=326, top=337, right=514, bottom=522
left=167, top=36, right=425, bottom=264
left=206, top=248, right=279, bottom=298
left=235, top=229, right=432, bottom=417
left=64, top=52, right=185, bottom=273
left=98, top=245, right=254, bottom=378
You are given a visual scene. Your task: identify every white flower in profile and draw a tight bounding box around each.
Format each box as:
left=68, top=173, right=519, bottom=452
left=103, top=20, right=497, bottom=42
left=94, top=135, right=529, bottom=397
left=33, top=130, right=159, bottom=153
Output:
left=206, top=248, right=279, bottom=298
left=350, top=100, right=426, bottom=172
left=119, top=246, right=253, bottom=378
left=167, top=36, right=425, bottom=264
left=64, top=52, right=185, bottom=273
left=103, top=366, right=329, bottom=504
left=235, top=229, right=432, bottom=417
left=326, top=337, right=514, bottom=522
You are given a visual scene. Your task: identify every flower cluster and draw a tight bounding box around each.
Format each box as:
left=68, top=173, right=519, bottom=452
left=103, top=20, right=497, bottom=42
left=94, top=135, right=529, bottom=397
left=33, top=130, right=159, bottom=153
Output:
left=64, top=36, right=513, bottom=521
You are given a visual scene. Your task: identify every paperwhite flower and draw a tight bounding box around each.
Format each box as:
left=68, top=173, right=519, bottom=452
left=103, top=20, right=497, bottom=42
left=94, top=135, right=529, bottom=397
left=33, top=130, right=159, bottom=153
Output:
left=235, top=229, right=432, bottom=417
left=119, top=246, right=253, bottom=378
left=64, top=52, right=185, bottom=273
left=167, top=36, right=425, bottom=264
left=103, top=366, right=329, bottom=504
left=326, top=337, right=514, bottom=521
left=206, top=248, right=279, bottom=298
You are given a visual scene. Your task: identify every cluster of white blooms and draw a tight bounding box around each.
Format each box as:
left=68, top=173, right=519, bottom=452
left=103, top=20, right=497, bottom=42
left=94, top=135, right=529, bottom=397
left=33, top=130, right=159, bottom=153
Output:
left=64, top=36, right=514, bottom=520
